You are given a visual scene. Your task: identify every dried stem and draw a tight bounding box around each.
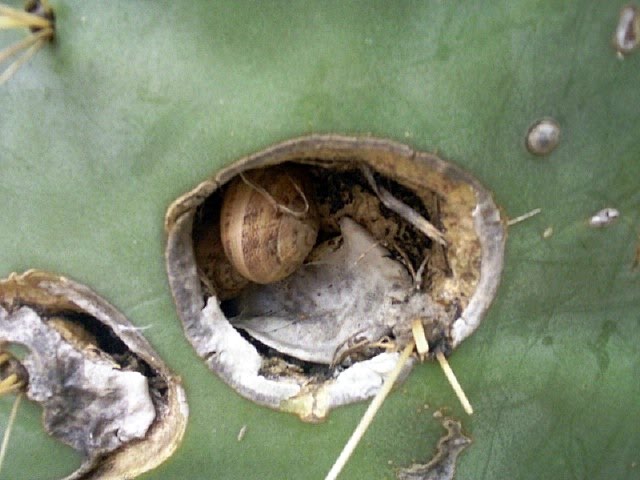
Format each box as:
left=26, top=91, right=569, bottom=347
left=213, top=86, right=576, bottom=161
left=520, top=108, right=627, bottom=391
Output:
left=325, top=340, right=415, bottom=480
left=0, top=33, right=49, bottom=85
left=351, top=240, right=383, bottom=269
left=436, top=352, right=473, bottom=415
left=392, top=242, right=417, bottom=280
left=0, top=26, right=50, bottom=65
left=411, top=318, right=429, bottom=360
left=507, top=208, right=541, bottom=226
left=0, top=375, right=21, bottom=396
left=239, top=171, right=310, bottom=219
left=361, top=166, right=447, bottom=246
left=0, top=5, right=51, bottom=29
left=414, top=256, right=428, bottom=291
left=0, top=393, right=22, bottom=476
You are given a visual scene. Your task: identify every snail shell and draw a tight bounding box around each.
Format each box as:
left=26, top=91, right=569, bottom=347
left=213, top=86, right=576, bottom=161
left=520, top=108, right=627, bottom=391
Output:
left=220, top=166, right=319, bottom=284
left=194, top=219, right=249, bottom=300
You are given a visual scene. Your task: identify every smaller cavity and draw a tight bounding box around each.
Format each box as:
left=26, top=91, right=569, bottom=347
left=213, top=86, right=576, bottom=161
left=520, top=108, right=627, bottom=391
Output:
left=397, top=418, right=471, bottom=480
left=614, top=5, right=639, bottom=55
left=589, top=207, right=620, bottom=228
left=526, top=118, right=560, bottom=156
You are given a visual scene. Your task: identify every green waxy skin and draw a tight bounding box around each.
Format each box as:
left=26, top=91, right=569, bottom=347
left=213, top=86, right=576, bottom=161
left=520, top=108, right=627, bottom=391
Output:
left=0, top=1, right=638, bottom=479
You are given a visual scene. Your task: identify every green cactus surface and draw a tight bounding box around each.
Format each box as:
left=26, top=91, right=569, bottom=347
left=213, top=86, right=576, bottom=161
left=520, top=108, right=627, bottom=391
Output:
left=0, top=1, right=638, bottom=479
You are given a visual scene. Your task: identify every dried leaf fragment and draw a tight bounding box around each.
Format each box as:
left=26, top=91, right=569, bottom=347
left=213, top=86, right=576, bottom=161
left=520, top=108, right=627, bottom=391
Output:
left=231, top=217, right=444, bottom=364
left=0, top=271, right=188, bottom=480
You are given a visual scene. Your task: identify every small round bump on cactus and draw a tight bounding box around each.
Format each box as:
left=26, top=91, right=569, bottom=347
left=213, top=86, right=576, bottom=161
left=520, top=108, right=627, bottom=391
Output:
left=526, top=118, right=560, bottom=156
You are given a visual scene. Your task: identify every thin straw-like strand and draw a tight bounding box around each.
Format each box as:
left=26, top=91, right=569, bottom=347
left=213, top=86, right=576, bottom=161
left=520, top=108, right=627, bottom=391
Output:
left=0, top=16, right=26, bottom=28
left=361, top=166, right=447, bottom=246
left=0, top=5, right=51, bottom=29
left=411, top=318, right=429, bottom=358
left=0, top=26, right=50, bottom=65
left=0, top=32, right=50, bottom=85
left=0, top=393, right=22, bottom=476
left=436, top=351, right=473, bottom=415
left=507, top=208, right=541, bottom=226
left=0, top=375, right=20, bottom=396
left=325, top=340, right=415, bottom=480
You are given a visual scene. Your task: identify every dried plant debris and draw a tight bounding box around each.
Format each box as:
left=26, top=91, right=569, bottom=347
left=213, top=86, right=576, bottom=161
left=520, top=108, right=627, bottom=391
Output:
left=613, top=4, right=639, bottom=56
left=589, top=207, right=620, bottom=228
left=165, top=135, right=506, bottom=422
left=507, top=208, right=541, bottom=227
left=0, top=271, right=188, bottom=480
left=397, top=418, right=471, bottom=480
left=0, top=0, right=55, bottom=84
left=232, top=217, right=444, bottom=365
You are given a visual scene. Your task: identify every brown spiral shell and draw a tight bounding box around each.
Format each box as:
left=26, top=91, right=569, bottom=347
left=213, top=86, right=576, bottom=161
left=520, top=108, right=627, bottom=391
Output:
left=219, top=166, right=319, bottom=284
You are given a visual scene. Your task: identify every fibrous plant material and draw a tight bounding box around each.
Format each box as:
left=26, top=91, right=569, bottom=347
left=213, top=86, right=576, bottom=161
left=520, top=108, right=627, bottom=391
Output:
left=324, top=320, right=472, bottom=480
left=0, top=0, right=55, bottom=84
left=165, top=134, right=506, bottom=422
left=507, top=208, right=541, bottom=227
left=325, top=340, right=416, bottom=480
left=0, top=270, right=188, bottom=480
